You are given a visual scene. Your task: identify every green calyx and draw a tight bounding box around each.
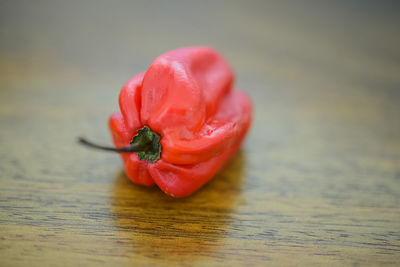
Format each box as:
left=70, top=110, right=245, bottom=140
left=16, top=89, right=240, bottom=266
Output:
left=130, top=126, right=162, bottom=163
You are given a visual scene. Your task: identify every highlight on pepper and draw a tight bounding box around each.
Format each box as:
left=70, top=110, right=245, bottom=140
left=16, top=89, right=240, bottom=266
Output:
left=79, top=46, right=252, bottom=197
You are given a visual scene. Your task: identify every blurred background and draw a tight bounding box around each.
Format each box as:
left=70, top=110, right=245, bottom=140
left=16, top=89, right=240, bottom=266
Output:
left=2, top=1, right=400, bottom=101
left=1, top=1, right=400, bottom=265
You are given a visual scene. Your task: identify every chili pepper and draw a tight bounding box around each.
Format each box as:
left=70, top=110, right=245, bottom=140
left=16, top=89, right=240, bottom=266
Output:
left=79, top=47, right=252, bottom=197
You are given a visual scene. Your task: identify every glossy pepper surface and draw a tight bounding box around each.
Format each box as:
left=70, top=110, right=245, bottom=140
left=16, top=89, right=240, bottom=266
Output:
left=108, top=47, right=252, bottom=197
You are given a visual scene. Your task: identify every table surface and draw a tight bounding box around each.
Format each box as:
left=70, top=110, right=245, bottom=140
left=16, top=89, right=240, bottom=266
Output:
left=1, top=1, right=400, bottom=266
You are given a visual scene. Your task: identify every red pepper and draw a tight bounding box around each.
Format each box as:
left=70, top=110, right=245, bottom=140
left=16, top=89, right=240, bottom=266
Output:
left=80, top=47, right=252, bottom=197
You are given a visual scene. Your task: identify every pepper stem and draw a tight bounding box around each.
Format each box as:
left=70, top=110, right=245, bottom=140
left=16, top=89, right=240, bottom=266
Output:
left=78, top=126, right=162, bottom=163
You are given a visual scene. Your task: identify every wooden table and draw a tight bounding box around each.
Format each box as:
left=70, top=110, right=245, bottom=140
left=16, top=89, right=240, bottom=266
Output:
left=1, top=1, right=399, bottom=266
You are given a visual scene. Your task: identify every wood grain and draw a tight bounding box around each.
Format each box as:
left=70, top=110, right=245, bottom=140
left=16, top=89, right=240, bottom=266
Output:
left=1, top=1, right=400, bottom=266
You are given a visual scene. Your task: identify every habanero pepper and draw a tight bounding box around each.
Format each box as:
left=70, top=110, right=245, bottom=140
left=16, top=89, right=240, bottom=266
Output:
left=79, top=47, right=252, bottom=197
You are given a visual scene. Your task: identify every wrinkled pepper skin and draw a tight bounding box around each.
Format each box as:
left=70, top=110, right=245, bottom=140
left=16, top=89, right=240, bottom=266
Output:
left=109, top=47, right=252, bottom=197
